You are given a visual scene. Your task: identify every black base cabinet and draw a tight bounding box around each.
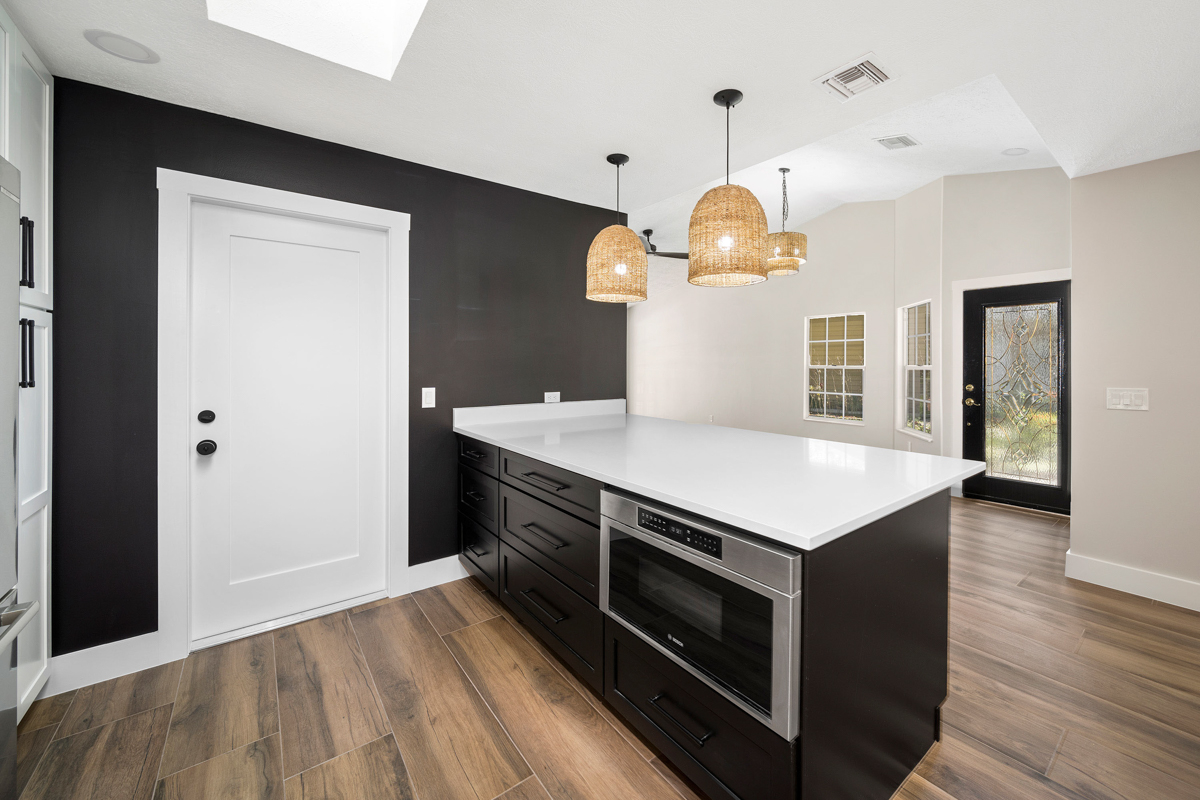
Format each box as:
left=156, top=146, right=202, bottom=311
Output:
left=605, top=620, right=797, bottom=800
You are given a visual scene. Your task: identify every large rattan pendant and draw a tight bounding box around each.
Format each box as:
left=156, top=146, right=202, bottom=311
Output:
left=586, top=154, right=648, bottom=303
left=688, top=90, right=768, bottom=287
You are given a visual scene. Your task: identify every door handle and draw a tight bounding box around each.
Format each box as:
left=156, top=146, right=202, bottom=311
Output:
left=18, top=319, right=27, bottom=388
left=196, top=440, right=218, bottom=456
left=463, top=450, right=488, bottom=460
left=26, top=319, right=34, bottom=388
left=519, top=588, right=566, bottom=623
left=19, top=217, right=33, bottom=289
left=464, top=490, right=487, bottom=502
left=520, top=471, right=569, bottom=492
left=465, top=543, right=488, bottom=558
left=963, top=398, right=979, bottom=407
left=520, top=522, right=567, bottom=550
left=648, top=692, right=715, bottom=747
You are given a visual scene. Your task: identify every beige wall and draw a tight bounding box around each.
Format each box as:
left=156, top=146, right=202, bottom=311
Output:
left=1069, top=150, right=1200, bottom=605
left=628, top=200, right=897, bottom=448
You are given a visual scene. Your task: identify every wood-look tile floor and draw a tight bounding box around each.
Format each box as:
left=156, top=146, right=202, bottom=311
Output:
left=16, top=498, right=1200, bottom=800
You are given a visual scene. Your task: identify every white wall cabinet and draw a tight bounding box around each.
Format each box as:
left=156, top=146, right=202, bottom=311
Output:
left=0, top=4, right=54, bottom=717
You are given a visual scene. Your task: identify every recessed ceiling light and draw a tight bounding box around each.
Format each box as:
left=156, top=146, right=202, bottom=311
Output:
left=206, top=0, right=430, bottom=80
left=1002, top=147, right=1030, bottom=156
left=84, top=30, right=159, bottom=63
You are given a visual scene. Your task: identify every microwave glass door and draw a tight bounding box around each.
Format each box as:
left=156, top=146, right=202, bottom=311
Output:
left=608, top=526, right=773, bottom=713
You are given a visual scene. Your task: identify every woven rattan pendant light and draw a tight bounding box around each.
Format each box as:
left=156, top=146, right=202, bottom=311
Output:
left=688, top=89, right=768, bottom=287
left=766, top=167, right=807, bottom=276
left=586, top=153, right=648, bottom=303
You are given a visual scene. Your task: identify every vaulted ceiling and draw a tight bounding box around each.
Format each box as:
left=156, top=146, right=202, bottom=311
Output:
left=11, top=0, right=1200, bottom=221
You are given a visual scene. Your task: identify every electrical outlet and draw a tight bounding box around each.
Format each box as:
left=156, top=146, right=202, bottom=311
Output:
left=1106, top=388, right=1149, bottom=411
left=544, top=392, right=560, bottom=403
left=421, top=387, right=436, bottom=408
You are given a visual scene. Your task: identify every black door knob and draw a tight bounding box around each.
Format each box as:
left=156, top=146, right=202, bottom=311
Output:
left=196, top=440, right=218, bottom=456
left=197, top=410, right=216, bottom=423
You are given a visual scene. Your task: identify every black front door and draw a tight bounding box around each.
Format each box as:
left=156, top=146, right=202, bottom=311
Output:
left=962, top=281, right=1070, bottom=514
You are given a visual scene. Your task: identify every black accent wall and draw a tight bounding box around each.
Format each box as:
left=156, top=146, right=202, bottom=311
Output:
left=53, top=79, right=626, bottom=655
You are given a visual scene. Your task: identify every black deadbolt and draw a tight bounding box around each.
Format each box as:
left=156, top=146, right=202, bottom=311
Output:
left=196, top=439, right=218, bottom=456
left=198, top=410, right=216, bottom=423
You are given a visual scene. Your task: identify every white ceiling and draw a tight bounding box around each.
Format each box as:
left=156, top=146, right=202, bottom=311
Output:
left=9, top=0, right=1200, bottom=216
left=632, top=75, right=1059, bottom=252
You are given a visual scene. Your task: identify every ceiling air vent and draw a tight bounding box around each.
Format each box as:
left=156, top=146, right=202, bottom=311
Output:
left=874, top=134, right=921, bottom=150
left=815, top=53, right=892, bottom=101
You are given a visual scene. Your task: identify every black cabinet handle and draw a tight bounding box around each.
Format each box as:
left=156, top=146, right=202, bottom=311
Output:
left=520, top=471, right=569, bottom=492
left=465, top=543, right=487, bottom=557
left=463, top=450, right=487, bottom=460
left=18, top=319, right=27, bottom=388
left=19, top=218, right=32, bottom=289
left=648, top=693, right=715, bottom=747
left=464, top=490, right=487, bottom=502
left=520, top=522, right=567, bottom=550
left=520, top=588, right=566, bottom=623
left=25, top=319, right=33, bottom=388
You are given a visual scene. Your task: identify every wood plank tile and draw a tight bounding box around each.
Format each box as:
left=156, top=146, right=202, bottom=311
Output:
left=55, top=660, right=183, bottom=739
left=155, top=734, right=285, bottom=800
left=650, top=757, right=707, bottom=800
left=464, top=575, right=489, bottom=593
left=497, top=776, right=555, bottom=800
left=491, top=597, right=658, bottom=761
left=275, top=613, right=391, bottom=778
left=949, top=647, right=1200, bottom=787
left=951, top=590, right=1084, bottom=652
left=1075, top=628, right=1200, bottom=695
left=350, top=596, right=530, bottom=800
left=412, top=578, right=504, bottom=635
left=918, top=729, right=1079, bottom=800
left=896, top=774, right=959, bottom=800
left=16, top=723, right=58, bottom=797
left=18, top=690, right=76, bottom=735
left=1018, top=573, right=1200, bottom=639
left=1046, top=730, right=1200, bottom=798
left=940, top=684, right=1065, bottom=772
left=951, top=614, right=1200, bottom=739
left=445, top=616, right=683, bottom=800
left=160, top=632, right=279, bottom=777
left=283, top=735, right=414, bottom=800
left=23, top=704, right=172, bottom=800
left=349, top=595, right=404, bottom=614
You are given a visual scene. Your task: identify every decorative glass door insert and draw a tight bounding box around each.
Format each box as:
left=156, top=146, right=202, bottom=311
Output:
left=983, top=303, right=1060, bottom=485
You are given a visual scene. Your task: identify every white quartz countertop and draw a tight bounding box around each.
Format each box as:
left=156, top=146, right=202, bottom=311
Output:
left=454, top=409, right=985, bottom=551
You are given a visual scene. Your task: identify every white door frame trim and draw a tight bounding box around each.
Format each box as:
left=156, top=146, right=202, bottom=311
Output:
left=949, top=267, right=1072, bottom=461
left=45, top=169, right=434, bottom=695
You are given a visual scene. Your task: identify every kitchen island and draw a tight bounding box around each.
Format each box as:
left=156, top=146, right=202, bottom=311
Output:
left=453, top=400, right=984, bottom=800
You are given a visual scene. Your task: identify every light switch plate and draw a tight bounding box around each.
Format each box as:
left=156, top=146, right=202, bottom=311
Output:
left=544, top=392, right=560, bottom=403
left=421, top=387, right=436, bottom=408
left=1106, top=388, right=1149, bottom=411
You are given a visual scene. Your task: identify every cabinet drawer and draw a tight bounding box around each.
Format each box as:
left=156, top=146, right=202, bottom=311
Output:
left=459, top=463, right=499, bottom=533
left=458, top=435, right=499, bottom=478
left=500, top=541, right=603, bottom=693
left=500, top=484, right=600, bottom=604
left=460, top=514, right=499, bottom=594
left=500, top=450, right=602, bottom=525
left=605, top=621, right=795, bottom=800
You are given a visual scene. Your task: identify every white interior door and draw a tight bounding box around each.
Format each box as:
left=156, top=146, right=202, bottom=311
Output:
left=189, top=200, right=389, bottom=644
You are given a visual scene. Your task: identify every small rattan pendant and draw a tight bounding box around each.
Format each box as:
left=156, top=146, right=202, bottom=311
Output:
left=586, top=154, right=648, bottom=303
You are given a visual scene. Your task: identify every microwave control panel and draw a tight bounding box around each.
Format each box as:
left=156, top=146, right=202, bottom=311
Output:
left=638, top=508, right=723, bottom=559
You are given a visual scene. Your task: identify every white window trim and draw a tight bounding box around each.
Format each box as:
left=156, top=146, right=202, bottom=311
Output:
left=803, top=311, right=866, bottom=427
left=896, top=300, right=934, bottom=442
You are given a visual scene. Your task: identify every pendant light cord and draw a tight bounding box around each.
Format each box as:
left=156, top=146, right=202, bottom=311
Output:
left=615, top=163, right=620, bottom=223
left=726, top=102, right=731, bottom=185
left=782, top=171, right=789, bottom=231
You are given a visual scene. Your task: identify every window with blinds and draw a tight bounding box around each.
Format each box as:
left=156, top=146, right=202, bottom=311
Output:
left=902, top=301, right=932, bottom=435
left=807, top=314, right=865, bottom=422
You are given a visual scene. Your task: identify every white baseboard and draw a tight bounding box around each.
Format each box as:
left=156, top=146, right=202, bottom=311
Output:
left=1065, top=549, right=1200, bottom=612
left=42, top=555, right=467, bottom=700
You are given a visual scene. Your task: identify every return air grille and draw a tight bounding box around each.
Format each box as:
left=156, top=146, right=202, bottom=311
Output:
left=875, top=134, right=921, bottom=150
left=815, top=54, right=892, bottom=101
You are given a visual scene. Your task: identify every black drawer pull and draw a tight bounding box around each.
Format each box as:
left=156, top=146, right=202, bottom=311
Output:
left=520, top=522, right=567, bottom=550
left=520, top=471, right=569, bottom=492
left=465, top=543, right=488, bottom=557
left=648, top=693, right=715, bottom=747
left=520, top=588, right=566, bottom=623
left=463, top=449, right=488, bottom=460
left=464, top=490, right=487, bottom=502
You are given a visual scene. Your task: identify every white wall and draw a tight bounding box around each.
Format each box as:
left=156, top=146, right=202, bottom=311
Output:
left=628, top=200, right=897, bottom=448
left=1068, top=150, right=1200, bottom=611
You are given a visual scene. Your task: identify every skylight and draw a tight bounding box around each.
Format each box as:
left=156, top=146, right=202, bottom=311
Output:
left=206, top=0, right=430, bottom=79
